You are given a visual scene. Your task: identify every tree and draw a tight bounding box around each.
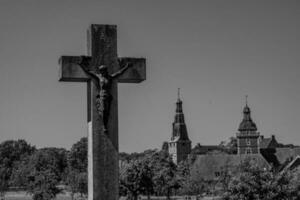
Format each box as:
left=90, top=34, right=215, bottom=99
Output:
left=177, top=160, right=204, bottom=196
left=24, top=148, right=67, bottom=200
left=66, top=137, right=88, bottom=199
left=120, top=158, right=154, bottom=200
left=28, top=169, right=61, bottom=200
left=67, top=137, right=87, bottom=173
left=0, top=140, right=35, bottom=199
left=139, top=159, right=154, bottom=200
left=0, top=140, right=36, bottom=166
left=9, top=156, right=31, bottom=188
left=76, top=172, right=87, bottom=197
left=216, top=159, right=233, bottom=195
left=0, top=165, right=9, bottom=200
left=177, top=159, right=216, bottom=196
left=224, top=137, right=237, bottom=154
left=65, top=169, right=87, bottom=200
left=65, top=169, right=79, bottom=200
left=161, top=141, right=169, bottom=152
left=119, top=149, right=157, bottom=162
left=290, top=169, right=300, bottom=198
left=223, top=159, right=299, bottom=200
left=179, top=177, right=207, bottom=196
left=150, top=151, right=180, bottom=200
left=177, top=160, right=195, bottom=195
left=119, top=152, right=131, bottom=162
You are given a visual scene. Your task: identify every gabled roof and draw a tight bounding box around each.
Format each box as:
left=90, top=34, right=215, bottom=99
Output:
left=191, top=154, right=270, bottom=180
left=259, top=136, right=278, bottom=149
left=275, top=147, right=300, bottom=164
left=260, top=138, right=273, bottom=149
left=282, top=155, right=300, bottom=172
left=191, top=145, right=223, bottom=155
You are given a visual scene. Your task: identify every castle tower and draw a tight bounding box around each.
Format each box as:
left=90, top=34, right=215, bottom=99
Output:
left=168, top=89, right=191, bottom=164
left=236, top=96, right=260, bottom=154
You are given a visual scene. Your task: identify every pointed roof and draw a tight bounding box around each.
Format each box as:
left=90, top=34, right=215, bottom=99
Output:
left=171, top=88, right=190, bottom=141
left=260, top=138, right=273, bottom=149
left=259, top=135, right=278, bottom=149
left=238, top=96, right=257, bottom=132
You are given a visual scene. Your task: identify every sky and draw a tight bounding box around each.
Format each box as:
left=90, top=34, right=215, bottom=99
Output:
left=0, top=1, right=299, bottom=153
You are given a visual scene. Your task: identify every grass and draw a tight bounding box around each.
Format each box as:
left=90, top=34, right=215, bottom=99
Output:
left=5, top=197, right=72, bottom=200
left=4, top=192, right=84, bottom=200
left=4, top=192, right=220, bottom=200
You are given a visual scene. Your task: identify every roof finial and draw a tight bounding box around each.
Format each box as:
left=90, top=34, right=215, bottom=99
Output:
left=178, top=88, right=181, bottom=100
left=245, top=95, right=248, bottom=106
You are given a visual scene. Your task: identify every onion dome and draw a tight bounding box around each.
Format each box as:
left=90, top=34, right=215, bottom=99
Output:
left=238, top=103, right=257, bottom=132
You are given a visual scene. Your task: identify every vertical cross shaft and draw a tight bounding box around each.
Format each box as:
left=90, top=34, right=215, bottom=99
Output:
left=59, top=24, right=146, bottom=200
left=87, top=25, right=119, bottom=200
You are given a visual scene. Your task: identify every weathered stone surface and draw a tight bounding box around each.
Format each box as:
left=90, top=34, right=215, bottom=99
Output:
left=59, top=24, right=146, bottom=200
left=117, top=57, right=146, bottom=83
left=59, top=56, right=90, bottom=82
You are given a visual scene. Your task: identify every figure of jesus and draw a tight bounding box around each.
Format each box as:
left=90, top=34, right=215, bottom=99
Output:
left=79, top=56, right=131, bottom=132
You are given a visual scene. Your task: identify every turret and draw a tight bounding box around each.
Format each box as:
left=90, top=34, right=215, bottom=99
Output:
left=236, top=96, right=260, bottom=154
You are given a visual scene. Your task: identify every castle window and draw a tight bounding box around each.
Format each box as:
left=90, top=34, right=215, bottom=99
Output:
left=246, top=139, right=251, bottom=146
left=246, top=148, right=251, bottom=154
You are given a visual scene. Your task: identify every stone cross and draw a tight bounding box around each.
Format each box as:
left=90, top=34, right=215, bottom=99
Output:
left=59, top=24, right=146, bottom=200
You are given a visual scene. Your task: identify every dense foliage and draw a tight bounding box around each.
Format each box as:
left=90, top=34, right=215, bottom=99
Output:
left=120, top=158, right=153, bottom=200
left=222, top=159, right=300, bottom=200
left=24, top=148, right=67, bottom=200
left=0, top=140, right=36, bottom=199
left=120, top=150, right=180, bottom=200
left=0, top=138, right=300, bottom=200
left=65, top=137, right=88, bottom=199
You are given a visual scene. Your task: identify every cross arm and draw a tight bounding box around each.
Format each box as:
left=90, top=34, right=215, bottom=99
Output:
left=117, top=57, right=146, bottom=83
left=59, top=56, right=92, bottom=82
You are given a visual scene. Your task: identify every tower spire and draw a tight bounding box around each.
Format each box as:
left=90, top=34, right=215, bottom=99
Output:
left=245, top=95, right=248, bottom=106
left=169, top=89, right=191, bottom=164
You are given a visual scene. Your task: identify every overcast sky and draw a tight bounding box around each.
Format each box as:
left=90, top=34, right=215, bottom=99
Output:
left=0, top=1, right=299, bottom=152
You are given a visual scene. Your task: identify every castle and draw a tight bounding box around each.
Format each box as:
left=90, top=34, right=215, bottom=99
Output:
left=168, top=91, right=300, bottom=175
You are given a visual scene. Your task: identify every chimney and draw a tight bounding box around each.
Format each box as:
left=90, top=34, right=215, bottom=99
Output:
left=271, top=135, right=275, bottom=140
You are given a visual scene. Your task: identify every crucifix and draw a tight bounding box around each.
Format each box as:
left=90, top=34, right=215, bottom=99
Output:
left=59, top=24, right=146, bottom=200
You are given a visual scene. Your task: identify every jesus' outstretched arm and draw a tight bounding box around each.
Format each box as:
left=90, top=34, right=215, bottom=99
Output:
left=111, top=62, right=131, bottom=78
